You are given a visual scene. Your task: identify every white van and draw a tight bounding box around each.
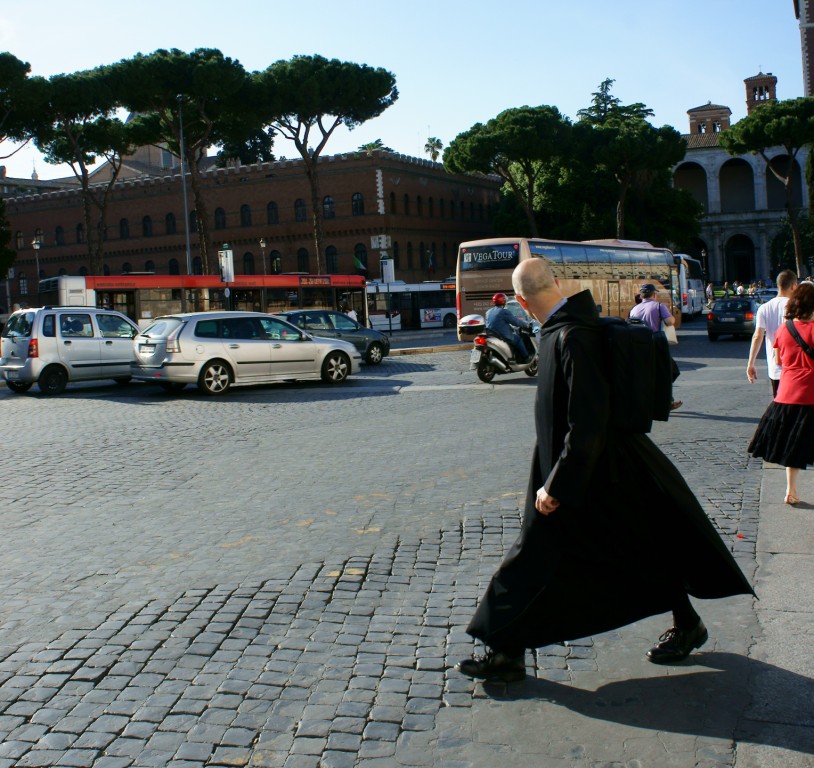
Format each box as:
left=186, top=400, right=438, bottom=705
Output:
left=0, top=306, right=139, bottom=394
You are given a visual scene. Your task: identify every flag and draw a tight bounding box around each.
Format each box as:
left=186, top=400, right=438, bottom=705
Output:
left=427, top=251, right=435, bottom=275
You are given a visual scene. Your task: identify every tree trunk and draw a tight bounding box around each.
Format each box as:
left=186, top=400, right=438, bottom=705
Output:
left=186, top=152, right=211, bottom=275
left=305, top=157, right=324, bottom=273
left=616, top=179, right=629, bottom=239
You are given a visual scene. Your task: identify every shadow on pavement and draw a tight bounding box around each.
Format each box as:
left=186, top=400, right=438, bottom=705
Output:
left=483, top=652, right=813, bottom=752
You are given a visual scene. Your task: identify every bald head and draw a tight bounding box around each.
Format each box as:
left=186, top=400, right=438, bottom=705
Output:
left=512, top=257, right=557, bottom=299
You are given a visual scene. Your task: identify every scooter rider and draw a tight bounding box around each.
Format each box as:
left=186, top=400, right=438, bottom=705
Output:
left=485, top=293, right=531, bottom=363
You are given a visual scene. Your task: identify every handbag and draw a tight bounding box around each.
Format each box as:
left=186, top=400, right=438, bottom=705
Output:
left=785, top=319, right=814, bottom=360
left=662, top=323, right=678, bottom=345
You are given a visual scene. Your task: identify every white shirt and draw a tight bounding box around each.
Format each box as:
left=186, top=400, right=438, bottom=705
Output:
left=755, top=295, right=790, bottom=379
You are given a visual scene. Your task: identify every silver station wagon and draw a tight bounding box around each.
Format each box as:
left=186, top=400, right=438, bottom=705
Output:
left=131, top=311, right=362, bottom=395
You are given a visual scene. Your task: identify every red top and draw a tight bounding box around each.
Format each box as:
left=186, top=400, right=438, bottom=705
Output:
left=775, top=321, right=814, bottom=405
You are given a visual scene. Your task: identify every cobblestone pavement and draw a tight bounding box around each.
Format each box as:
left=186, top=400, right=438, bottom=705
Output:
left=0, top=326, right=804, bottom=767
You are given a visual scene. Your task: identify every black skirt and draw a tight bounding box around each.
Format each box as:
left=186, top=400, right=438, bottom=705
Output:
left=748, top=400, right=814, bottom=468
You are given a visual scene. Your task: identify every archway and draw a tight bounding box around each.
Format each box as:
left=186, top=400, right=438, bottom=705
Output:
left=766, top=154, right=804, bottom=210
left=673, top=162, right=708, bottom=211
left=725, top=234, right=755, bottom=283
left=720, top=159, right=755, bottom=213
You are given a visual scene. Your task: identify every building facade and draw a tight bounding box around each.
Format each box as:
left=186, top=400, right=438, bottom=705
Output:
left=2, top=150, right=501, bottom=308
left=673, top=72, right=810, bottom=283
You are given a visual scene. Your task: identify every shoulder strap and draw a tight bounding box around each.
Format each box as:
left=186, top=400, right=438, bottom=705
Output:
left=785, top=319, right=814, bottom=360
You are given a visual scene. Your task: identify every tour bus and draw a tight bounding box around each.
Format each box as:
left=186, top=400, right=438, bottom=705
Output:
left=366, top=279, right=457, bottom=331
left=456, top=237, right=679, bottom=340
left=676, top=253, right=705, bottom=318
left=37, top=273, right=368, bottom=327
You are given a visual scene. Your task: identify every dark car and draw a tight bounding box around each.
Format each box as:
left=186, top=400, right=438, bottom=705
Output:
left=275, top=310, right=391, bottom=364
left=707, top=297, right=760, bottom=341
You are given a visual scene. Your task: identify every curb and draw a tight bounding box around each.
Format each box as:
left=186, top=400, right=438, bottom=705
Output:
left=389, top=344, right=469, bottom=356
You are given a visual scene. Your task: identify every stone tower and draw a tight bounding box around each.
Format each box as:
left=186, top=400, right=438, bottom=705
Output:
left=744, top=72, right=778, bottom=113
left=794, top=0, right=814, bottom=96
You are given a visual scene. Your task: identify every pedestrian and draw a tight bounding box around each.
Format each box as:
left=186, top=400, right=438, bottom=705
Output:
left=723, top=281, right=732, bottom=297
left=746, top=269, right=797, bottom=397
left=736, top=282, right=746, bottom=296
left=456, top=258, right=753, bottom=682
left=343, top=303, right=358, bottom=322
left=629, top=283, right=682, bottom=410
left=748, top=281, right=814, bottom=505
left=706, top=282, right=714, bottom=308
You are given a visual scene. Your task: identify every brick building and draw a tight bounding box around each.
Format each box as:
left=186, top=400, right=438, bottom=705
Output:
left=2, top=149, right=501, bottom=308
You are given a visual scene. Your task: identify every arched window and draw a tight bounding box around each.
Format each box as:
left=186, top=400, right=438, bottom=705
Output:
left=165, top=212, right=177, bottom=234
left=120, top=219, right=130, bottom=239
left=55, top=226, right=65, bottom=245
left=325, top=246, right=338, bottom=273
left=214, top=207, right=226, bottom=229
left=323, top=196, right=335, bottom=219
left=389, top=192, right=396, bottom=214
left=403, top=194, right=410, bottom=215
left=407, top=242, right=413, bottom=270
left=15, top=231, right=23, bottom=249
left=417, top=196, right=423, bottom=216
left=297, top=248, right=310, bottom=272
left=294, top=199, right=307, bottom=222
left=142, top=216, right=153, bottom=237
left=169, top=258, right=180, bottom=275
left=267, top=201, right=279, bottom=225
left=354, top=243, right=368, bottom=275
left=428, top=198, right=434, bottom=218
left=243, top=252, right=255, bottom=275
left=102, top=264, right=110, bottom=276
left=270, top=250, right=282, bottom=274
left=79, top=266, right=88, bottom=276
left=392, top=241, right=400, bottom=270
left=351, top=192, right=364, bottom=216
left=192, top=256, right=202, bottom=275
left=122, top=262, right=132, bottom=274
left=240, top=204, right=252, bottom=227
left=145, top=260, right=155, bottom=273
left=189, top=210, right=198, bottom=233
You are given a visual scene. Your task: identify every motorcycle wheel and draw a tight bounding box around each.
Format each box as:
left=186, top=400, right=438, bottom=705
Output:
left=525, top=357, right=539, bottom=377
left=477, top=356, right=496, bottom=383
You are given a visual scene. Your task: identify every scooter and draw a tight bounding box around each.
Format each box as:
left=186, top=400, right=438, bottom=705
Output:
left=459, top=314, right=539, bottom=383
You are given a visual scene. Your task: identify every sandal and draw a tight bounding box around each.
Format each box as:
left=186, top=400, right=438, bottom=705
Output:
left=670, top=400, right=683, bottom=411
left=784, top=494, right=800, bottom=506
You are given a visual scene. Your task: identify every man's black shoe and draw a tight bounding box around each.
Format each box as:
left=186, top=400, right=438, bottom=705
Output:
left=456, top=649, right=526, bottom=682
left=646, top=620, right=708, bottom=664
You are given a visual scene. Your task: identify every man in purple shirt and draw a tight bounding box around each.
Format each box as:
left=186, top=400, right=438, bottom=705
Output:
left=629, top=284, right=681, bottom=411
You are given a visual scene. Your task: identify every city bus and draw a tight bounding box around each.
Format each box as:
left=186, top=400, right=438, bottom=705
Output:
left=676, top=253, right=705, bottom=318
left=366, top=280, right=457, bottom=331
left=37, top=273, right=368, bottom=327
left=456, top=237, right=679, bottom=339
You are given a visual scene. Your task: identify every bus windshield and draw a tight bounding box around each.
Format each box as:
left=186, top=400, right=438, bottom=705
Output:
left=459, top=243, right=520, bottom=271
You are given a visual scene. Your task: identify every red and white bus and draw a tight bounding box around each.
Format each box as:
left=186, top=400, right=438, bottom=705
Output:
left=366, top=280, right=457, bottom=331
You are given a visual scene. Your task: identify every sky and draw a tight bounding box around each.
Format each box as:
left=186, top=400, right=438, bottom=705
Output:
left=0, top=0, right=806, bottom=180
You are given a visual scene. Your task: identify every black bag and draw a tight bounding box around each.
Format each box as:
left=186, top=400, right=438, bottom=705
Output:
left=600, top=317, right=674, bottom=433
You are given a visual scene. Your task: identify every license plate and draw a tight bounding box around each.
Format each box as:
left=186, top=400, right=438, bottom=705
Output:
left=719, top=317, right=736, bottom=322
left=470, top=349, right=482, bottom=364
left=5, top=370, right=18, bottom=380
left=139, top=344, right=156, bottom=352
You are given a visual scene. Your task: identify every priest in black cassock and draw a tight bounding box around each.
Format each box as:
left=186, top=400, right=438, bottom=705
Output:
left=457, top=257, right=753, bottom=683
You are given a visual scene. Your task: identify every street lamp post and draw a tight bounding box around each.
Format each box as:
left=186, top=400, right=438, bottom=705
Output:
left=31, top=238, right=42, bottom=300
left=259, top=238, right=267, bottom=275
left=177, top=94, right=193, bottom=276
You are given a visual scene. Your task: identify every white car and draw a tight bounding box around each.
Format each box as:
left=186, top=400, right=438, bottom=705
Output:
left=1, top=306, right=139, bottom=394
left=130, top=311, right=362, bottom=395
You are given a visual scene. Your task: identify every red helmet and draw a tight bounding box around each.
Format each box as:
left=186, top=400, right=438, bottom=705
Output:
left=492, top=293, right=508, bottom=306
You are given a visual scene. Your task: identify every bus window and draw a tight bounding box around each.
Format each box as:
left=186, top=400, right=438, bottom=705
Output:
left=459, top=243, right=520, bottom=271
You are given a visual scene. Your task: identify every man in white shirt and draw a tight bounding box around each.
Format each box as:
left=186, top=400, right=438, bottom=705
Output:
left=746, top=270, right=798, bottom=397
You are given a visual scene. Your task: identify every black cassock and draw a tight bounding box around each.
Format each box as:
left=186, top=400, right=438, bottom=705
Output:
left=467, top=291, right=753, bottom=650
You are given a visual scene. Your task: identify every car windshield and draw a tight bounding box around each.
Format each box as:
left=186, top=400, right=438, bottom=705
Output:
left=2, top=312, right=34, bottom=338
left=715, top=300, right=751, bottom=312
left=140, top=317, right=184, bottom=338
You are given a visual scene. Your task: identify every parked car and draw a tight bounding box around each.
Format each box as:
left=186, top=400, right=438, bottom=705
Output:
left=130, top=311, right=361, bottom=395
left=755, top=287, right=778, bottom=301
left=275, top=309, right=390, bottom=364
left=707, top=297, right=761, bottom=341
left=0, top=306, right=139, bottom=394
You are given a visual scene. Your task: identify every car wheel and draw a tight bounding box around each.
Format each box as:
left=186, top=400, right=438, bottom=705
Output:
left=5, top=380, right=33, bottom=393
left=113, top=376, right=132, bottom=385
left=321, top=351, right=351, bottom=383
left=443, top=313, right=456, bottom=328
left=38, top=365, right=68, bottom=395
left=708, top=332, right=719, bottom=341
left=365, top=342, right=384, bottom=365
left=198, top=360, right=232, bottom=395
left=477, top=357, right=496, bottom=383
left=158, top=381, right=187, bottom=392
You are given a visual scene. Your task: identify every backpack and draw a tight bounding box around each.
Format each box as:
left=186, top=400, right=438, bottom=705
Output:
left=600, top=317, right=674, bottom=433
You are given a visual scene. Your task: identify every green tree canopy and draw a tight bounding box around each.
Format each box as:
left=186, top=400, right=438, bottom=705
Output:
left=0, top=52, right=48, bottom=157
left=358, top=138, right=393, bottom=154
left=424, top=136, right=443, bottom=161
left=444, top=105, right=572, bottom=237
left=107, top=48, right=257, bottom=274
left=720, top=97, right=814, bottom=276
left=256, top=55, right=398, bottom=271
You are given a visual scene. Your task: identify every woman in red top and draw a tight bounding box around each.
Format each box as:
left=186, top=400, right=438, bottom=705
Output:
left=749, top=282, right=814, bottom=504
